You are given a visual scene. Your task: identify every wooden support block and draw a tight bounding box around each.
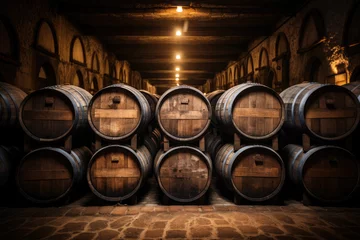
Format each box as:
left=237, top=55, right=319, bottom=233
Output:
left=302, top=134, right=311, bottom=152
left=64, top=135, right=72, bottom=153
left=164, top=136, right=169, bottom=152
left=95, top=136, right=102, bottom=151
left=199, top=137, right=205, bottom=152
left=234, top=133, right=241, bottom=151
left=272, top=136, right=279, bottom=151
left=131, top=134, right=138, bottom=150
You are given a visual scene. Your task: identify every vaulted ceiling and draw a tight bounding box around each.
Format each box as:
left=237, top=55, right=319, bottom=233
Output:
left=57, top=0, right=306, bottom=93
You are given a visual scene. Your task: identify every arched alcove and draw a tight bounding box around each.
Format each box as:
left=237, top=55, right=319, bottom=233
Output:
left=91, top=52, right=100, bottom=73
left=90, top=77, right=99, bottom=94
left=259, top=48, right=269, bottom=69
left=246, top=55, right=254, bottom=81
left=0, top=15, right=19, bottom=63
left=305, top=57, right=325, bottom=83
left=274, top=32, right=290, bottom=91
left=123, top=69, right=127, bottom=83
left=72, top=70, right=84, bottom=88
left=70, top=36, right=86, bottom=65
left=34, top=19, right=58, bottom=56
left=343, top=2, right=360, bottom=55
left=228, top=68, right=232, bottom=88
left=37, top=62, right=57, bottom=89
left=104, top=58, right=110, bottom=75
left=234, top=66, right=239, bottom=85
left=298, top=9, right=326, bottom=53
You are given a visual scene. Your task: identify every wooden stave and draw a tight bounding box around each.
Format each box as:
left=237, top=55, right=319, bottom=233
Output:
left=205, top=133, right=223, bottom=160
left=154, top=146, right=212, bottom=202
left=282, top=144, right=360, bottom=203
left=16, top=146, right=92, bottom=204
left=156, top=85, right=212, bottom=142
left=0, top=82, right=27, bottom=129
left=140, top=89, right=159, bottom=122
left=215, top=144, right=285, bottom=202
left=206, top=90, right=225, bottom=126
left=280, top=82, right=360, bottom=141
left=87, top=144, right=152, bottom=202
left=343, top=81, right=360, bottom=102
left=215, top=83, right=285, bottom=140
left=144, top=128, right=162, bottom=157
left=19, top=85, right=92, bottom=142
left=88, top=84, right=151, bottom=141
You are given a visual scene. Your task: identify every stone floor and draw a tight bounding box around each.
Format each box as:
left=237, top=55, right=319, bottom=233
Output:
left=1, top=178, right=360, bottom=239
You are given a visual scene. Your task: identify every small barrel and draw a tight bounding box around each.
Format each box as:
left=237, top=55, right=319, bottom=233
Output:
left=215, top=83, right=285, bottom=140
left=144, top=128, right=162, bottom=157
left=215, top=144, right=285, bottom=202
left=140, top=90, right=159, bottom=122
left=19, top=85, right=92, bottom=142
left=156, top=85, right=212, bottom=142
left=282, top=144, right=360, bottom=203
left=280, top=82, right=360, bottom=141
left=88, top=84, right=151, bottom=141
left=16, top=146, right=92, bottom=204
left=0, top=82, right=27, bottom=129
left=206, top=90, right=225, bottom=126
left=343, top=81, right=360, bottom=102
left=87, top=145, right=152, bottom=201
left=205, top=133, right=223, bottom=160
left=154, top=146, right=212, bottom=202
left=0, top=146, right=21, bottom=188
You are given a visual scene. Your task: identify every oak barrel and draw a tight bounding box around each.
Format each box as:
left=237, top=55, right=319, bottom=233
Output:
left=154, top=146, right=212, bottom=202
left=144, top=128, right=162, bottom=157
left=206, top=90, right=225, bottom=126
left=343, top=81, right=360, bottom=101
left=215, top=144, right=285, bottom=202
left=215, top=83, right=285, bottom=140
left=282, top=144, right=359, bottom=203
left=280, top=82, right=360, bottom=141
left=0, top=146, right=21, bottom=188
left=19, top=85, right=92, bottom=142
left=205, top=133, right=223, bottom=160
left=140, top=90, right=159, bottom=122
left=16, top=146, right=92, bottom=204
left=156, top=85, right=212, bottom=142
left=87, top=145, right=152, bottom=201
left=0, top=82, right=27, bottom=129
left=88, top=84, right=151, bottom=141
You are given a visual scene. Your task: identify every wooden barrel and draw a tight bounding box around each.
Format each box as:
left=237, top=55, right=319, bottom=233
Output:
left=280, top=82, right=360, bottom=141
left=140, top=90, right=158, bottom=122
left=206, top=90, right=225, bottom=126
left=16, top=146, right=92, bottom=204
left=0, top=82, right=27, bottom=129
left=87, top=145, right=152, bottom=201
left=215, top=144, right=285, bottom=202
left=19, top=85, right=92, bottom=142
left=343, top=81, right=360, bottom=101
left=156, top=85, right=212, bottom=142
left=215, top=83, right=285, bottom=140
left=282, top=144, right=359, bottom=203
left=88, top=84, right=151, bottom=141
left=144, top=128, right=162, bottom=157
left=0, top=146, right=21, bottom=188
left=154, top=146, right=212, bottom=202
left=205, top=133, right=223, bottom=160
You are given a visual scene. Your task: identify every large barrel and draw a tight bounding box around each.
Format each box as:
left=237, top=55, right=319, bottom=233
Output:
left=154, top=146, right=212, bottom=202
left=140, top=90, right=159, bottom=122
left=0, top=146, right=21, bottom=188
left=88, top=84, right=151, bottom=141
left=19, top=85, right=92, bottom=142
left=215, top=83, right=285, bottom=140
left=0, top=82, right=27, bottom=129
left=144, top=128, right=162, bottom=157
left=16, top=146, right=92, bottom=204
left=343, top=81, right=360, bottom=101
left=205, top=133, right=223, bottom=160
left=215, top=144, right=285, bottom=202
left=280, top=82, right=360, bottom=141
left=156, top=85, right=212, bottom=142
left=87, top=145, right=152, bottom=201
left=282, top=144, right=359, bottom=203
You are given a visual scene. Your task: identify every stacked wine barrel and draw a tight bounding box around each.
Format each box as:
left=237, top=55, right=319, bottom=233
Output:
left=155, top=85, right=213, bottom=203
left=212, top=83, right=286, bottom=203
left=87, top=84, right=161, bottom=202
left=280, top=82, right=360, bottom=204
left=16, top=85, right=93, bottom=204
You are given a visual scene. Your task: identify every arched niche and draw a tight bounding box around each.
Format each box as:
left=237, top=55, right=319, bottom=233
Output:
left=91, top=52, right=100, bottom=73
left=90, top=77, right=99, bottom=94
left=34, top=19, right=58, bottom=57
left=305, top=56, right=326, bottom=83
left=228, top=68, right=232, bottom=88
left=70, top=36, right=86, bottom=66
left=343, top=2, right=360, bottom=55
left=350, top=66, right=360, bottom=82
left=234, top=66, right=239, bottom=85
left=123, top=69, right=127, bottom=83
left=104, top=58, right=110, bottom=75
left=37, top=62, right=57, bottom=89
left=274, top=32, right=290, bottom=92
left=246, top=55, right=254, bottom=81
left=298, top=9, right=326, bottom=53
left=0, top=15, right=19, bottom=63
left=72, top=70, right=84, bottom=88
left=259, top=48, right=269, bottom=69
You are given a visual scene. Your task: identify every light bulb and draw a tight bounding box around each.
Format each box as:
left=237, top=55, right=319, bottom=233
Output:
left=175, top=67, right=180, bottom=71
left=176, top=30, right=182, bottom=36
left=176, top=54, right=181, bottom=60
left=176, top=6, right=183, bottom=12
left=175, top=74, right=179, bottom=77
left=176, top=78, right=179, bottom=81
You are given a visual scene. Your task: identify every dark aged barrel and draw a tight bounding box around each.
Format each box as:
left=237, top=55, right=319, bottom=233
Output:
left=88, top=84, right=151, bottom=141
left=16, top=146, right=92, bottom=204
left=87, top=145, right=152, bottom=201
left=156, top=85, right=212, bottom=142
left=280, top=82, right=360, bottom=141
left=19, top=85, right=92, bottom=142
left=205, top=133, right=223, bottom=160
left=282, top=144, right=359, bottom=203
left=0, top=146, right=21, bottom=188
left=0, top=82, right=27, bottom=129
left=215, top=83, right=285, bottom=140
left=206, top=90, right=225, bottom=125
left=343, top=81, right=360, bottom=101
left=144, top=128, right=162, bottom=157
left=154, top=146, right=212, bottom=202
left=215, top=144, right=285, bottom=202
left=140, top=90, right=159, bottom=122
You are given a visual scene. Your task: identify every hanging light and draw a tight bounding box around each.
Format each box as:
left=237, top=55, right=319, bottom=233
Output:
left=176, top=83, right=180, bottom=86
left=175, top=67, right=180, bottom=71
left=176, top=54, right=181, bottom=60
left=176, top=78, right=179, bottom=81
left=176, top=6, right=183, bottom=12
left=175, top=74, right=180, bottom=77
left=176, top=30, right=182, bottom=36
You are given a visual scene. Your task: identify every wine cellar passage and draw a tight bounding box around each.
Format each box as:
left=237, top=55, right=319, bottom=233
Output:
left=1, top=0, right=360, bottom=239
